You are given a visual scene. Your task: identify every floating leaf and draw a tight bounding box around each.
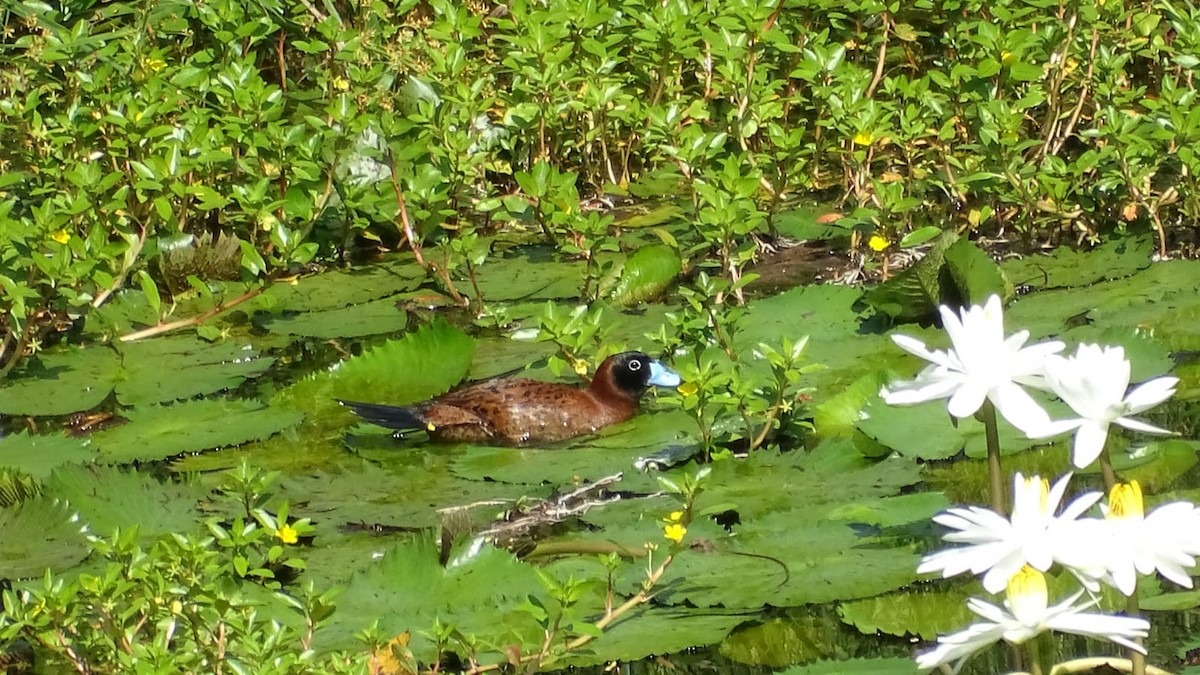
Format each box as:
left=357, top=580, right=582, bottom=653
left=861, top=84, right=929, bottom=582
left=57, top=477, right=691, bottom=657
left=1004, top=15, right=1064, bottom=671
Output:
left=857, top=396, right=1040, bottom=460
left=44, top=465, right=206, bottom=538
left=1001, top=235, right=1154, bottom=291
left=838, top=585, right=977, bottom=640
left=0, top=498, right=88, bottom=580
left=257, top=297, right=409, bottom=338
left=774, top=657, right=921, bottom=675
left=257, top=266, right=422, bottom=313
left=0, top=346, right=120, bottom=416
left=472, top=252, right=585, bottom=301
left=115, top=335, right=274, bottom=405
left=559, top=609, right=744, bottom=667
left=604, top=244, right=682, bottom=306
left=330, top=319, right=475, bottom=404
left=943, top=237, right=1011, bottom=305
left=863, top=231, right=959, bottom=322
left=92, top=398, right=303, bottom=463
left=0, top=432, right=95, bottom=478
left=719, top=615, right=849, bottom=667
left=319, top=535, right=543, bottom=654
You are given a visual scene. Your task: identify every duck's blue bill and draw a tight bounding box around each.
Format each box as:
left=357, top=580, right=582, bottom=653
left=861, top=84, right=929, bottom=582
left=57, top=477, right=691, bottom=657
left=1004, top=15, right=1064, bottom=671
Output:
left=648, top=361, right=683, bottom=388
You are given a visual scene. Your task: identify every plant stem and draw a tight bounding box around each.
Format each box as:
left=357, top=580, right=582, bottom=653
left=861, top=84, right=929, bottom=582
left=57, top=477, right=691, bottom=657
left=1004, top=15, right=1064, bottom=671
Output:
left=1026, top=637, right=1044, bottom=675
left=1099, top=445, right=1117, bottom=493
left=979, top=400, right=1006, bottom=514
left=1127, top=591, right=1146, bottom=675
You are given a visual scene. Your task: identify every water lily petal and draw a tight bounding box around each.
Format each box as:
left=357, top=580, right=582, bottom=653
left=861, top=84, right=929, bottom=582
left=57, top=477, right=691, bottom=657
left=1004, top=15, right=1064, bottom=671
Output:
left=946, top=383, right=988, bottom=419
left=988, top=382, right=1053, bottom=434
left=891, top=334, right=949, bottom=365
left=1123, top=376, right=1179, bottom=413
left=1113, top=416, right=1173, bottom=436
left=1071, top=421, right=1110, bottom=468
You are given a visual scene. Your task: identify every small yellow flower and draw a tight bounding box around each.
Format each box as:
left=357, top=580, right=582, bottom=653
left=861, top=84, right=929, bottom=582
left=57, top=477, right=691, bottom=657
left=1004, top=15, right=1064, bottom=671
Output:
left=572, top=358, right=589, bottom=377
left=333, top=76, right=350, bottom=91
left=867, top=235, right=890, bottom=252
left=677, top=382, right=698, bottom=397
left=668, top=511, right=684, bottom=523
left=275, top=523, right=299, bottom=545
left=146, top=58, right=166, bottom=73
left=50, top=229, right=71, bottom=244
left=852, top=130, right=874, bottom=146
left=1107, top=481, right=1144, bottom=520
left=1001, top=51, right=1016, bottom=66
left=664, top=523, right=687, bottom=544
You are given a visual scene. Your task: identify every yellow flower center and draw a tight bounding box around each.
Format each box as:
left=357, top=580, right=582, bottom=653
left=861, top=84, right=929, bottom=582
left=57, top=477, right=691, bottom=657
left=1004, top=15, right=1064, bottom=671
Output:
left=1006, top=565, right=1048, bottom=627
left=1108, top=481, right=1144, bottom=520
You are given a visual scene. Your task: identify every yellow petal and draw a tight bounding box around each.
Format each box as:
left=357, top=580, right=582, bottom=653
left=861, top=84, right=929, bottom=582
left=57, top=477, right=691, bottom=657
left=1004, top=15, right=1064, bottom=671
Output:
left=50, top=229, right=71, bottom=244
left=663, top=523, right=687, bottom=544
left=677, top=382, right=698, bottom=397
left=852, top=131, right=874, bottom=146
left=275, top=523, right=299, bottom=545
left=868, top=235, right=890, bottom=252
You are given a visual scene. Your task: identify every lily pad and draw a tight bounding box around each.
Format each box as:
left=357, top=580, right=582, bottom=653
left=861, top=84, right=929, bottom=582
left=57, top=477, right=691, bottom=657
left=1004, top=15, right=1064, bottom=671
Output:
left=857, top=396, right=1041, bottom=460
left=944, top=236, right=1011, bottom=305
left=560, top=609, right=745, bottom=667
left=115, top=335, right=274, bottom=406
left=256, top=266, right=423, bottom=313
left=837, top=584, right=977, bottom=640
left=863, top=231, right=959, bottom=322
left=0, top=432, right=95, bottom=478
left=92, top=398, right=304, bottom=463
left=0, top=498, right=88, bottom=580
left=319, top=534, right=544, bottom=654
left=719, top=614, right=855, bottom=667
left=256, top=297, right=408, bottom=338
left=329, top=318, right=475, bottom=404
left=44, top=464, right=206, bottom=538
left=603, top=244, right=682, bottom=306
left=473, top=252, right=586, bottom=301
left=775, top=657, right=921, bottom=675
left=1001, top=234, right=1154, bottom=291
left=0, top=346, right=121, bottom=416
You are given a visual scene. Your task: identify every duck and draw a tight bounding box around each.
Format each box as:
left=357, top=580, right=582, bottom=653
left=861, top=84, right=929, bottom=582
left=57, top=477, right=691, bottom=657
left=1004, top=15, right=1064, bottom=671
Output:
left=339, top=351, right=682, bottom=446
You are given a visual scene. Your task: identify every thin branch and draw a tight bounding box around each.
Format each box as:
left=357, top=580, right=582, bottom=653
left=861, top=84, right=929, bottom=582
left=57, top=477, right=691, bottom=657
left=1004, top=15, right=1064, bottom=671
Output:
left=118, top=286, right=263, bottom=342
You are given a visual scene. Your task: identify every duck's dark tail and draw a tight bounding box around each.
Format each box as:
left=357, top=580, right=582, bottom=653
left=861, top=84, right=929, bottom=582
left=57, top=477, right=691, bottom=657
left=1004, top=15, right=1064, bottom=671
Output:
left=338, top=400, right=427, bottom=431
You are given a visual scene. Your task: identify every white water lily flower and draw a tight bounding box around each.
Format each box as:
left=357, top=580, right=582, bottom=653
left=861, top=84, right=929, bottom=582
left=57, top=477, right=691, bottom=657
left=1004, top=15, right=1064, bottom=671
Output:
left=881, top=295, right=1064, bottom=434
left=1058, top=481, right=1200, bottom=596
left=916, top=566, right=1150, bottom=673
left=918, top=473, right=1101, bottom=593
left=1035, top=344, right=1177, bottom=468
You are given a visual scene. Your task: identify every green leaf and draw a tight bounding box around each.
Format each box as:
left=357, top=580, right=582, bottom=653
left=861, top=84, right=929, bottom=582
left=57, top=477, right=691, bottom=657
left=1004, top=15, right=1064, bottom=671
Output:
left=137, top=270, right=162, bottom=318
left=114, top=335, right=274, bottom=406
left=92, top=398, right=303, bottom=463
left=838, top=585, right=977, bottom=640
left=257, top=297, right=408, bottom=338
left=863, top=231, right=959, bottom=322
left=0, top=346, right=121, bottom=416
left=0, top=498, right=88, bottom=580
left=604, top=244, right=682, bottom=306
left=0, top=432, right=94, bottom=478
left=943, top=236, right=1011, bottom=304
left=330, top=318, right=475, bottom=404
left=43, top=464, right=205, bottom=538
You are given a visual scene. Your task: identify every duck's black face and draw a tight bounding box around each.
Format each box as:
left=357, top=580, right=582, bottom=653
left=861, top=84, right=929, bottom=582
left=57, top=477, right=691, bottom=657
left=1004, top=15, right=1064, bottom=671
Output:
left=609, top=351, right=683, bottom=399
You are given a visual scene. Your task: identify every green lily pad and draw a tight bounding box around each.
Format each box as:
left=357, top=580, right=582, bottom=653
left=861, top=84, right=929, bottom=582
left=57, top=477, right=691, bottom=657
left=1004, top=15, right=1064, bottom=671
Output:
left=775, top=657, right=921, bottom=675
left=604, top=244, right=682, bottom=306
left=719, top=614, right=853, bottom=667
left=857, top=395, right=1042, bottom=460
left=560, top=609, right=745, bottom=667
left=115, top=335, right=274, bottom=406
left=319, top=534, right=543, bottom=654
left=0, top=432, right=95, bottom=478
left=0, top=498, right=88, bottom=580
left=256, top=266, right=423, bottom=313
left=1001, top=234, right=1154, bottom=291
left=256, top=297, right=408, bottom=338
left=329, top=318, right=475, bottom=404
left=944, top=236, right=1012, bottom=305
left=838, top=584, right=978, bottom=640
left=0, top=346, right=121, bottom=416
left=863, top=230, right=959, bottom=322
left=44, top=464, right=206, bottom=539
left=92, top=398, right=304, bottom=463
left=473, top=252, right=586, bottom=301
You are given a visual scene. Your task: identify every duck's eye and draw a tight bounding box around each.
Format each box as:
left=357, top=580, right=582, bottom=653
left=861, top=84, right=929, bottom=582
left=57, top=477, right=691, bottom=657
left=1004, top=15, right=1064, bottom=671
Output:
left=628, top=359, right=642, bottom=371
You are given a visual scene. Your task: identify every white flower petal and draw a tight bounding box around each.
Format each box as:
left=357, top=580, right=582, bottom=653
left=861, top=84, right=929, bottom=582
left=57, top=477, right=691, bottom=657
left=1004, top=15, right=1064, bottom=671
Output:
left=989, top=383, right=1053, bottom=434
left=1071, top=421, right=1111, bottom=468
left=1123, top=376, right=1179, bottom=412
left=947, top=383, right=988, bottom=419
left=1113, top=416, right=1173, bottom=436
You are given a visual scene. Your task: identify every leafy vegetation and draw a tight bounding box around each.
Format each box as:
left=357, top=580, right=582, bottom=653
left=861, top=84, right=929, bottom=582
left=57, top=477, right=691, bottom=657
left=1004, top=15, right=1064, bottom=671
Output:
left=4, top=0, right=1200, bottom=672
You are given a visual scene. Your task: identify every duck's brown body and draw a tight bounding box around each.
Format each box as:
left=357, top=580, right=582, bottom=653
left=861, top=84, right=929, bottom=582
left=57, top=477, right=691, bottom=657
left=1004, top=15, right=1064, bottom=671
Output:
left=340, top=352, right=681, bottom=446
